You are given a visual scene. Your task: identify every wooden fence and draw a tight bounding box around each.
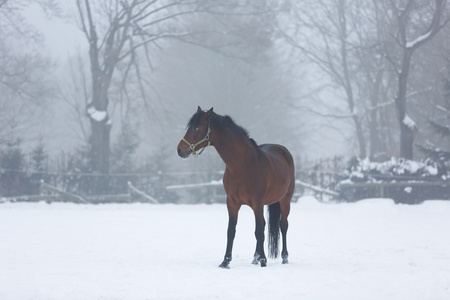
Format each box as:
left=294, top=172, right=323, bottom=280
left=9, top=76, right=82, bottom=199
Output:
left=338, top=180, right=450, bottom=204
left=2, top=178, right=448, bottom=205
left=36, top=181, right=159, bottom=204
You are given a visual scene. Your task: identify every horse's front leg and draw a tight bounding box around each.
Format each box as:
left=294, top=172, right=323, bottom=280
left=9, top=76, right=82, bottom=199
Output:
left=252, top=206, right=267, bottom=267
left=219, top=200, right=240, bottom=269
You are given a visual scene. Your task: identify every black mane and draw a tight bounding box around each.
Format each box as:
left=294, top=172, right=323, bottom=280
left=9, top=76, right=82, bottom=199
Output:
left=187, top=110, right=205, bottom=129
left=187, top=111, right=257, bottom=147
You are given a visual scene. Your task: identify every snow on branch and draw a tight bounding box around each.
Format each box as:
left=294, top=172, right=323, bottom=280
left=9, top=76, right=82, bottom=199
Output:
left=404, top=0, right=449, bottom=49
left=405, top=30, right=432, bottom=48
left=437, top=105, right=449, bottom=113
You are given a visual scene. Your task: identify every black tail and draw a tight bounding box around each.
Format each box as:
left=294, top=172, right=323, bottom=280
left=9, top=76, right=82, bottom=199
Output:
left=267, top=202, right=281, bottom=259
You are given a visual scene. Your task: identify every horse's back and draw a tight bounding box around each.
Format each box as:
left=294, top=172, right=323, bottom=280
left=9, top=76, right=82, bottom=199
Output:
left=259, top=144, right=294, bottom=172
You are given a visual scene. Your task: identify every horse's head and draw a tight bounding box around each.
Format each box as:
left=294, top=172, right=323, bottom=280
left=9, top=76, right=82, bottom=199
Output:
left=177, top=106, right=213, bottom=158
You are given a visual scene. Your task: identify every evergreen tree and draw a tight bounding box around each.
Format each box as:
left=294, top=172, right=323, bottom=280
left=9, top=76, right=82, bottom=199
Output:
left=137, top=148, right=179, bottom=204
left=65, top=146, right=93, bottom=195
left=111, top=121, right=140, bottom=193
left=0, top=138, right=29, bottom=196
left=29, top=140, right=49, bottom=194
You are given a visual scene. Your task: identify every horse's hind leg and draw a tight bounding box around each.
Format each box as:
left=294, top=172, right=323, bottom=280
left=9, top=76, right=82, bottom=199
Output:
left=252, top=205, right=267, bottom=267
left=280, top=194, right=291, bottom=264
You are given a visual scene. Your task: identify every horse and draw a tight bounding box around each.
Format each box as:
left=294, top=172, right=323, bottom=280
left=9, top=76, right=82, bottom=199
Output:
left=177, top=106, right=295, bottom=268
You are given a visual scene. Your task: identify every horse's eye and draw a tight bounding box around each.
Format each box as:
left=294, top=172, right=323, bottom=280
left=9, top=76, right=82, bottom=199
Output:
left=194, top=127, right=199, bottom=131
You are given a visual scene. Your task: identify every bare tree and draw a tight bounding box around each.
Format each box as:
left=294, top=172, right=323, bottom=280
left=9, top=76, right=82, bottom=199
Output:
left=280, top=0, right=382, bottom=158
left=0, top=0, right=54, bottom=143
left=279, top=0, right=450, bottom=159
left=352, top=1, right=399, bottom=158
left=75, top=0, right=202, bottom=191
left=75, top=0, right=274, bottom=192
left=378, top=0, right=450, bottom=159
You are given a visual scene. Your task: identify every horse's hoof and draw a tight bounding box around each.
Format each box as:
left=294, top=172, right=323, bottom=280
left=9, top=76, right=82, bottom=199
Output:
left=219, top=261, right=230, bottom=269
left=252, top=253, right=261, bottom=265
left=282, top=258, right=289, bottom=264
left=260, top=258, right=267, bottom=267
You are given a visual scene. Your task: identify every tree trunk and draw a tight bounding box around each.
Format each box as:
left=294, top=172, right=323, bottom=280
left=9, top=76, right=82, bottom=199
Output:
left=369, top=107, right=382, bottom=159
left=400, top=122, right=415, bottom=160
left=88, top=76, right=112, bottom=193
left=353, top=116, right=367, bottom=158
left=396, top=49, right=415, bottom=160
left=90, top=116, right=111, bottom=192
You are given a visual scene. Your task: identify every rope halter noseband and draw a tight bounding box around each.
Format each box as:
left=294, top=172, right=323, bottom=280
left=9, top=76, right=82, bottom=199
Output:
left=181, top=122, right=211, bottom=157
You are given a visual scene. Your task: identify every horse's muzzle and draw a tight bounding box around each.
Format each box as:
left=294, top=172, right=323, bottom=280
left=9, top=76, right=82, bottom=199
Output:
left=177, top=143, right=190, bottom=158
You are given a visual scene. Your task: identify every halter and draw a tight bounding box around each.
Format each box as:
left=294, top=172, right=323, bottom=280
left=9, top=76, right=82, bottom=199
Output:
left=181, top=122, right=211, bottom=157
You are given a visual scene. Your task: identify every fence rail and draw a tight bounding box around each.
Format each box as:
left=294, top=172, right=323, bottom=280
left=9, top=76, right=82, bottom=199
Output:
left=2, top=172, right=449, bottom=204
left=40, top=181, right=87, bottom=203
left=33, top=181, right=158, bottom=204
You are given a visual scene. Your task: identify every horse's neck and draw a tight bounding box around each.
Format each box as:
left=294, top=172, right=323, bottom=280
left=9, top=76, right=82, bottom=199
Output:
left=212, top=128, right=257, bottom=174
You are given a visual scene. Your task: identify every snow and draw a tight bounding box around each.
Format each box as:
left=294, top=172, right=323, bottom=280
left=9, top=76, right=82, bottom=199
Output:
left=1, top=197, right=450, bottom=300
left=349, top=157, right=441, bottom=180
left=403, top=113, right=416, bottom=129
left=167, top=179, right=223, bottom=190
left=87, top=106, right=107, bottom=122
left=406, top=30, right=432, bottom=48
left=426, top=165, right=439, bottom=176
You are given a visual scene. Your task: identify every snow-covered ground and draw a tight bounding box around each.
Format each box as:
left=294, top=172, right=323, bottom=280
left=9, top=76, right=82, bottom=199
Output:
left=1, top=197, right=449, bottom=300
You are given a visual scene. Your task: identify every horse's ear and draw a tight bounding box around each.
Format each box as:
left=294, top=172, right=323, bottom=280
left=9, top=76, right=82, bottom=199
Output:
left=205, top=107, right=213, bottom=118
left=197, top=106, right=202, bottom=113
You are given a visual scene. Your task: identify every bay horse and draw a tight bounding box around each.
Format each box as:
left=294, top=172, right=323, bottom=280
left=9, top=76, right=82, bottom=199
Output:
left=177, top=107, right=295, bottom=268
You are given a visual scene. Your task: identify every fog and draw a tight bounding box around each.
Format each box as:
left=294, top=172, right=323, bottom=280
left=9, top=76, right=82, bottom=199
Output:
left=18, top=1, right=352, bottom=160
left=1, top=0, right=449, bottom=199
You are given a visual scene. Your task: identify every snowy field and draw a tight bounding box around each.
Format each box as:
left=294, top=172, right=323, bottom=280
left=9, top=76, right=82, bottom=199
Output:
left=1, top=197, right=450, bottom=300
